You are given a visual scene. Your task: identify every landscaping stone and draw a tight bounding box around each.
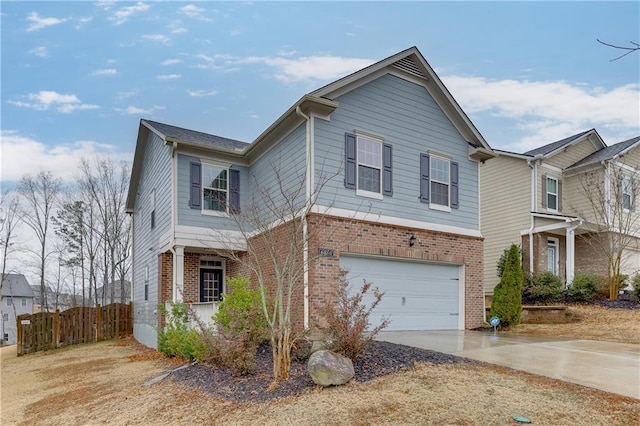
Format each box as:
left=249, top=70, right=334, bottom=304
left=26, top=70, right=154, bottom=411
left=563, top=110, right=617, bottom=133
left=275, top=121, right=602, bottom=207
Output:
left=310, top=339, right=331, bottom=354
left=307, top=349, right=355, bottom=386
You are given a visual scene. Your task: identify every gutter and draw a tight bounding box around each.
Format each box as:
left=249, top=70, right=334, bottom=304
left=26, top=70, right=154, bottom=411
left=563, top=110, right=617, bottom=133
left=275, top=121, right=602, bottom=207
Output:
left=295, top=106, right=311, bottom=330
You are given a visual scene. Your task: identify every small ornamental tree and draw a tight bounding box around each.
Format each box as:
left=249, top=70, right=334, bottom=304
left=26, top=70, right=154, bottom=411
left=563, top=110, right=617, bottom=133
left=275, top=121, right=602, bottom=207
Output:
left=489, top=244, right=523, bottom=327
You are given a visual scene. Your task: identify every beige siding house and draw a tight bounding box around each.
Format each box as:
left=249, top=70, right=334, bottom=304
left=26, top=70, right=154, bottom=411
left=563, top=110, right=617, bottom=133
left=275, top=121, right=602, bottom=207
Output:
left=481, top=130, right=640, bottom=298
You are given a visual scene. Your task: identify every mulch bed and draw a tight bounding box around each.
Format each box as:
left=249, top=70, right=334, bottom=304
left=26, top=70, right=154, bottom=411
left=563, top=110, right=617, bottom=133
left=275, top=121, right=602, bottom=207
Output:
left=169, top=340, right=475, bottom=402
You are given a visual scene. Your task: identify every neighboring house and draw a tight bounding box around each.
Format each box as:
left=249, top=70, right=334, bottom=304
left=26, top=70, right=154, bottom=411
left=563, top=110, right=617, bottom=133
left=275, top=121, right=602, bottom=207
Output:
left=1, top=274, right=34, bottom=345
left=126, top=46, right=496, bottom=348
left=481, top=130, right=640, bottom=298
left=96, top=280, right=132, bottom=304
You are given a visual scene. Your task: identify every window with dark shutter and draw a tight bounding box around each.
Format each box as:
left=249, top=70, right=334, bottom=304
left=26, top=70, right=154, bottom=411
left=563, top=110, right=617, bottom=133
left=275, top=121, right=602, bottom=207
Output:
left=344, top=133, right=357, bottom=189
left=189, top=162, right=201, bottom=209
left=451, top=161, right=459, bottom=209
left=229, top=169, right=240, bottom=214
left=420, top=153, right=430, bottom=203
left=383, top=143, right=393, bottom=196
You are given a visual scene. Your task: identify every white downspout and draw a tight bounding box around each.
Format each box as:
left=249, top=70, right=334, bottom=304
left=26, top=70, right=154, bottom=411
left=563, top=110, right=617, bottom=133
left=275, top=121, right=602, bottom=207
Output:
left=295, top=106, right=311, bottom=330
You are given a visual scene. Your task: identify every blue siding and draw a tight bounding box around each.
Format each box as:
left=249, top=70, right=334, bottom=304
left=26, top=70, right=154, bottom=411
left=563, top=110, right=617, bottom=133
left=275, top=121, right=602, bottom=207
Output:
left=314, top=73, right=479, bottom=230
left=131, top=131, right=172, bottom=337
left=177, top=153, right=249, bottom=231
left=248, top=124, right=307, bottom=224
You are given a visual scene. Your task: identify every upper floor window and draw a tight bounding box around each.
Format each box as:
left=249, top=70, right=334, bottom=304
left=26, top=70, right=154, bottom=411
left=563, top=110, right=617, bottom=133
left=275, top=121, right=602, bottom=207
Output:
left=150, top=189, right=156, bottom=229
left=622, top=175, right=633, bottom=211
left=5, top=298, right=11, bottom=307
left=420, top=153, right=459, bottom=211
left=546, top=176, right=558, bottom=211
left=21, top=298, right=27, bottom=307
left=2, top=313, right=8, bottom=322
left=189, top=162, right=240, bottom=214
left=202, top=164, right=228, bottom=212
left=344, top=132, right=393, bottom=199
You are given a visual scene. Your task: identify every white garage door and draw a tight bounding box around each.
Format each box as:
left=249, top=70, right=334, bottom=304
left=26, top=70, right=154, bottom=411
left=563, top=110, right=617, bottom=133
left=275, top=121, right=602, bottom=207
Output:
left=340, top=256, right=462, bottom=331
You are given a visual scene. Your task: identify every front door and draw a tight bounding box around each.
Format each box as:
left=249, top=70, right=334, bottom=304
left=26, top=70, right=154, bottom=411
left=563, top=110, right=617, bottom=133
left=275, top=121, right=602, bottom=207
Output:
left=200, top=268, right=223, bottom=302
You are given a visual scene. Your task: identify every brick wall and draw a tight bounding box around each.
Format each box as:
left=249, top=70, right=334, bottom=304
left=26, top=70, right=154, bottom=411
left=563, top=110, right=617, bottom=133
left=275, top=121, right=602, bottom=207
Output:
left=158, top=252, right=172, bottom=329
left=307, top=214, right=485, bottom=329
left=522, top=233, right=566, bottom=280
left=575, top=233, right=609, bottom=277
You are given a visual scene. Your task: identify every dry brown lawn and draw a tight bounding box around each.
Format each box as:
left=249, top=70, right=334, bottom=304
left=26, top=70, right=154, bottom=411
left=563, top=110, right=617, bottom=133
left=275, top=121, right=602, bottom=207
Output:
left=2, top=332, right=639, bottom=425
left=511, top=304, right=640, bottom=344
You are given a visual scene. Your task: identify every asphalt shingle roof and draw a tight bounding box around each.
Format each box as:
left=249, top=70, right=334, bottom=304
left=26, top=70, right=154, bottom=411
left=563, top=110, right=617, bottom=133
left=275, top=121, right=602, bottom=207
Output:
left=1, top=274, right=34, bottom=298
left=143, top=119, right=249, bottom=151
left=523, top=129, right=594, bottom=157
left=569, top=136, right=640, bottom=169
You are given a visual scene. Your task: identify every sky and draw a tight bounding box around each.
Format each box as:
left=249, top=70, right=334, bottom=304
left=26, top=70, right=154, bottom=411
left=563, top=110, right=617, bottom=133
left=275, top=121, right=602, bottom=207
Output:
left=1, top=1, right=639, bottom=185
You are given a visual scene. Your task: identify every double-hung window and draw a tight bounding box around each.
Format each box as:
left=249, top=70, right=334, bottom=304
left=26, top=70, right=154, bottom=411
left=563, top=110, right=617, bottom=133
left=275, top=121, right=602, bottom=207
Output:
left=622, top=175, right=633, bottom=211
left=420, top=153, right=459, bottom=211
left=202, top=164, right=228, bottom=213
left=546, top=176, right=558, bottom=211
left=430, top=156, right=450, bottom=208
left=357, top=135, right=383, bottom=197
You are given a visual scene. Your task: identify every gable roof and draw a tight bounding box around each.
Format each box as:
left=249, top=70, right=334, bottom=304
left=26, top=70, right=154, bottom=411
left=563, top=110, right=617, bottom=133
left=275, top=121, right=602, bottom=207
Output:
left=523, top=129, right=599, bottom=157
left=311, top=46, right=492, bottom=153
left=568, top=135, right=640, bottom=170
left=143, top=119, right=249, bottom=151
left=1, top=274, right=34, bottom=298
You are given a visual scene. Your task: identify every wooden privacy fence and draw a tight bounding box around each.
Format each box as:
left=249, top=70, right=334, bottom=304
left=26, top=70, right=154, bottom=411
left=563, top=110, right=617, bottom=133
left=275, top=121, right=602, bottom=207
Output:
left=16, top=302, right=132, bottom=356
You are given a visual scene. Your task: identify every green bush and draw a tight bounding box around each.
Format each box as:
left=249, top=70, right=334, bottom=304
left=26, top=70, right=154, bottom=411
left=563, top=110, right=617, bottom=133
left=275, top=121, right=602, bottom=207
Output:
left=489, top=244, right=523, bottom=326
left=632, top=275, right=640, bottom=302
left=496, top=245, right=522, bottom=278
left=568, top=274, right=600, bottom=302
left=157, top=301, right=205, bottom=360
left=321, top=269, right=390, bottom=361
left=522, top=271, right=564, bottom=303
left=199, top=275, right=267, bottom=376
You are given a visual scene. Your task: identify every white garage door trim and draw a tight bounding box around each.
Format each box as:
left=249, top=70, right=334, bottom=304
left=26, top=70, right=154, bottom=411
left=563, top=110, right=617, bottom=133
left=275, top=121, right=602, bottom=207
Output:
left=340, top=254, right=465, bottom=330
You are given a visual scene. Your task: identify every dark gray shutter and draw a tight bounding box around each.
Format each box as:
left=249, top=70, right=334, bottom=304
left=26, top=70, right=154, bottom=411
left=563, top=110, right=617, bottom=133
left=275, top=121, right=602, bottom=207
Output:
left=344, top=133, right=357, bottom=189
left=229, top=169, right=240, bottom=214
left=420, top=153, right=430, bottom=203
left=382, top=143, right=393, bottom=196
left=451, top=161, right=459, bottom=209
left=190, top=162, right=201, bottom=209
left=558, top=180, right=562, bottom=211
left=541, top=174, right=547, bottom=208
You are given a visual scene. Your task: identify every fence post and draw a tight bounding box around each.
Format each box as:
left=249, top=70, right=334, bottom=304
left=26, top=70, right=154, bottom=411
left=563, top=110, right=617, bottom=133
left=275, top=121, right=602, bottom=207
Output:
left=16, top=314, right=23, bottom=356
left=54, top=309, right=60, bottom=348
left=128, top=301, right=133, bottom=334
left=96, top=304, right=102, bottom=342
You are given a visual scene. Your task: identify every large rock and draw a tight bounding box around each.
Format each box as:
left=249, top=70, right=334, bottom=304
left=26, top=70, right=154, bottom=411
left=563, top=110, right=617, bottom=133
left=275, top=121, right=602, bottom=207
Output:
left=307, top=349, right=355, bottom=386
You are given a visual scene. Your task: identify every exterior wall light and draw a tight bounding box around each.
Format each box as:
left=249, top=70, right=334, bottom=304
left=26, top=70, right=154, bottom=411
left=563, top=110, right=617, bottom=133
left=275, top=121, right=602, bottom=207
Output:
left=409, top=235, right=416, bottom=247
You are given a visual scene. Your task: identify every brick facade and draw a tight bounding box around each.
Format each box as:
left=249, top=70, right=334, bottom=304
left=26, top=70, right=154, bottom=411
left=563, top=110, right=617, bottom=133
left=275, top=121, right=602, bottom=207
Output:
left=307, top=214, right=485, bottom=329
left=522, top=232, right=566, bottom=280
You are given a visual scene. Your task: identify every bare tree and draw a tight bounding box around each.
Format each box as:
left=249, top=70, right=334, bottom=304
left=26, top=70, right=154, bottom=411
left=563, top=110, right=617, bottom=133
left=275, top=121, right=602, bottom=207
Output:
left=18, top=171, right=62, bottom=311
left=597, top=39, right=640, bottom=61
left=1, top=191, right=21, bottom=342
left=53, top=199, right=86, bottom=305
left=209, top=161, right=348, bottom=386
left=577, top=165, right=640, bottom=299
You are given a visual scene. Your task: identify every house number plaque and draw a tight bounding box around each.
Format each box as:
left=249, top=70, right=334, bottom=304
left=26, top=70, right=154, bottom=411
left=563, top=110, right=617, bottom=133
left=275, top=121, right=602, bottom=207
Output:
left=318, top=248, right=334, bottom=257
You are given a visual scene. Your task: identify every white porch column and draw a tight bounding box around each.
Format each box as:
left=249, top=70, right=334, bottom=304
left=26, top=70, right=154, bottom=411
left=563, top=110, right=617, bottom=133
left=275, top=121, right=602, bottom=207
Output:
left=174, top=245, right=185, bottom=301
left=566, top=228, right=575, bottom=287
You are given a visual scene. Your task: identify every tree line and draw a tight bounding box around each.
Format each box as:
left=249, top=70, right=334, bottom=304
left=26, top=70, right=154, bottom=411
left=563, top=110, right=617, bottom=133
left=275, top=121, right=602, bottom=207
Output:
left=0, top=158, right=131, bottom=311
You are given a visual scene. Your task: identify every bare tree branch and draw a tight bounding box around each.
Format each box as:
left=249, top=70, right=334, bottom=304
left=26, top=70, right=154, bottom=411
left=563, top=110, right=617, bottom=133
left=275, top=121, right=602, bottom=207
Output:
left=597, top=39, right=640, bottom=62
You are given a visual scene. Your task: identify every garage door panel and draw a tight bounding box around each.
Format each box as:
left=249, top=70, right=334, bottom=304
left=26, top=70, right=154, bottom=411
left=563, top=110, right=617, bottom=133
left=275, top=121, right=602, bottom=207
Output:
left=340, top=256, right=460, bottom=331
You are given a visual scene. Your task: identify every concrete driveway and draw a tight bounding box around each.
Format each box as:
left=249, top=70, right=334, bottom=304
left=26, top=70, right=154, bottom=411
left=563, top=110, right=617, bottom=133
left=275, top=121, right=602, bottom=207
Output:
left=378, top=330, right=640, bottom=399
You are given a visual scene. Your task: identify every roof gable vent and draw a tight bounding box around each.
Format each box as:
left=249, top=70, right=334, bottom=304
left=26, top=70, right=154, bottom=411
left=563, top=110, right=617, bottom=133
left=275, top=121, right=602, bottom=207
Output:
left=392, top=56, right=426, bottom=79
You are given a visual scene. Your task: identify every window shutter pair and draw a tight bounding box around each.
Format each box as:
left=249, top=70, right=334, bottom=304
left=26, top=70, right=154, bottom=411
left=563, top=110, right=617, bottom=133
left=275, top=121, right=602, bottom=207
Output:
left=189, top=162, right=240, bottom=213
left=344, top=133, right=393, bottom=196
left=419, top=154, right=459, bottom=209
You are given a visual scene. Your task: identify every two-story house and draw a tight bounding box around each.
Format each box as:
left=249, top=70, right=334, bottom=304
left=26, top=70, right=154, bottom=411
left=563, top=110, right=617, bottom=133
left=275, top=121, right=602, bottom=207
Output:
left=1, top=274, right=34, bottom=345
left=126, top=47, right=496, bottom=348
left=481, top=130, right=640, bottom=299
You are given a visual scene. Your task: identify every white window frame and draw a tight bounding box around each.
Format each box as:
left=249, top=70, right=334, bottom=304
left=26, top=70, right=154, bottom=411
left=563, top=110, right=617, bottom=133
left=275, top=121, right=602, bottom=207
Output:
left=198, top=258, right=225, bottom=303
left=201, top=161, right=230, bottom=216
left=547, top=237, right=559, bottom=275
left=429, top=154, right=451, bottom=212
left=355, top=133, right=384, bottom=200
left=546, top=176, right=559, bottom=212
left=622, top=175, right=632, bottom=212
left=21, top=298, right=27, bottom=307
left=5, top=298, right=11, bottom=307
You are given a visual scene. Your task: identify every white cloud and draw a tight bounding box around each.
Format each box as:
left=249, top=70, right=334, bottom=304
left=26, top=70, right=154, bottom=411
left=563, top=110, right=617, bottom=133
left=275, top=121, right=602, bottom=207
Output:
left=29, top=46, right=48, bottom=57
left=180, top=4, right=204, bottom=17
left=187, top=89, right=218, bottom=97
left=8, top=91, right=99, bottom=113
left=76, top=16, right=93, bottom=29
left=195, top=53, right=374, bottom=82
left=0, top=130, right=130, bottom=183
left=157, top=74, right=181, bottom=80
left=26, top=12, right=67, bottom=32
left=441, top=75, right=640, bottom=151
left=162, top=59, right=182, bottom=65
left=143, top=34, right=170, bottom=45
left=91, top=68, right=117, bottom=76
left=115, top=90, right=138, bottom=101
left=114, top=105, right=164, bottom=115
left=110, top=1, right=150, bottom=25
